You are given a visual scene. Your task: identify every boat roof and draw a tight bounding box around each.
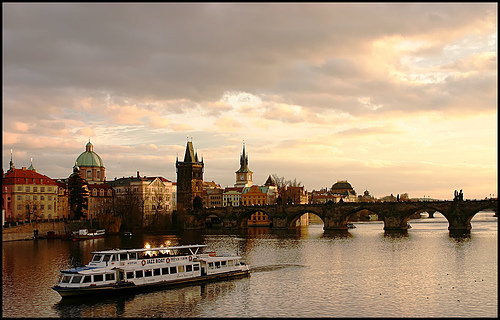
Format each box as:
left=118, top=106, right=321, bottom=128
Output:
left=91, top=244, right=208, bottom=254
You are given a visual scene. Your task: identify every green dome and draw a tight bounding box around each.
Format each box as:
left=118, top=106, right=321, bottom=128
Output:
left=76, top=141, right=104, bottom=167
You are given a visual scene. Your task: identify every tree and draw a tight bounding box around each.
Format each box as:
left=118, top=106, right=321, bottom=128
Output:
left=271, top=174, right=303, bottom=204
left=68, top=166, right=88, bottom=220
left=113, top=187, right=143, bottom=231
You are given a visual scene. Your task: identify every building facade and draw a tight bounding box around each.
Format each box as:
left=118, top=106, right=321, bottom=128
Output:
left=2, top=154, right=59, bottom=221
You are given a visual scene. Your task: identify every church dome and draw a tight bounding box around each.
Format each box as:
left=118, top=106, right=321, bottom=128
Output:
left=331, top=180, right=353, bottom=190
left=75, top=141, right=104, bottom=167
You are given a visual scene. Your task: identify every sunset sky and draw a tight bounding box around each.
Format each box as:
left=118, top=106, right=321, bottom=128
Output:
left=3, top=3, right=497, bottom=200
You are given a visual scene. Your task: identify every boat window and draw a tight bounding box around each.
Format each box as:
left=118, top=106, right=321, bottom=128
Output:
left=169, top=266, right=177, bottom=274
left=105, top=273, right=115, bottom=281
left=221, top=261, right=227, bottom=267
left=153, top=268, right=161, bottom=276
left=83, top=276, right=92, bottom=283
left=161, top=267, right=169, bottom=275
left=94, top=274, right=104, bottom=282
left=62, top=275, right=72, bottom=283
left=109, top=255, right=116, bottom=262
left=145, top=269, right=152, bottom=277
left=57, top=274, right=64, bottom=283
left=208, top=262, right=214, bottom=269
left=119, top=253, right=128, bottom=261
left=71, top=275, right=83, bottom=283
left=129, top=253, right=137, bottom=260
left=102, top=255, right=111, bottom=262
left=92, top=255, right=103, bottom=262
left=135, top=270, right=143, bottom=278
left=193, top=264, right=200, bottom=271
left=178, top=265, right=185, bottom=273
left=228, top=260, right=234, bottom=266
left=126, top=272, right=134, bottom=279
left=186, top=265, right=192, bottom=272
left=215, top=261, right=221, bottom=268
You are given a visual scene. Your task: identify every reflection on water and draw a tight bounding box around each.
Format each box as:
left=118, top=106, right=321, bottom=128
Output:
left=2, top=214, right=497, bottom=318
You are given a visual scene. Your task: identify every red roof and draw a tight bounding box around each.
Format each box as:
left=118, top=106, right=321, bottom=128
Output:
left=2, top=168, right=57, bottom=186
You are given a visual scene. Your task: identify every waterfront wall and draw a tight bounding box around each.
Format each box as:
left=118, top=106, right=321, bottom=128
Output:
left=2, top=220, right=98, bottom=242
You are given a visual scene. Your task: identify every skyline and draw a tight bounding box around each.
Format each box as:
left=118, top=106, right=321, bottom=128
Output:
left=3, top=3, right=497, bottom=200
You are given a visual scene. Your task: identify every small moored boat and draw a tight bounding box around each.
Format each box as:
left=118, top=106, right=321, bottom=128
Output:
left=52, top=244, right=250, bottom=298
left=346, top=222, right=356, bottom=229
left=71, top=229, right=105, bottom=241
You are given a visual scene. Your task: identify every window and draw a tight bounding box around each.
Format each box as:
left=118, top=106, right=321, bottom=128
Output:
left=105, top=273, right=115, bottom=281
left=25, top=186, right=30, bottom=192
left=41, top=205, right=44, bottom=210
left=94, top=274, right=103, bottom=282
left=41, top=196, right=45, bottom=200
left=62, top=276, right=72, bottom=283
left=102, top=255, right=111, bottom=263
left=126, top=272, right=134, bottom=279
left=186, top=265, right=192, bottom=272
left=41, top=187, right=45, bottom=192
left=83, top=276, right=92, bottom=283
left=129, top=253, right=137, bottom=260
left=162, top=267, right=169, bottom=275
left=178, top=266, right=185, bottom=273
left=145, top=269, right=152, bottom=277
left=119, top=253, right=128, bottom=261
left=193, top=264, right=200, bottom=271
left=33, top=195, right=37, bottom=201
left=33, top=187, right=38, bottom=192
left=135, top=270, right=143, bottom=278
left=92, top=255, right=103, bottom=262
left=215, top=261, right=221, bottom=268
left=221, top=261, right=227, bottom=267
left=48, top=187, right=52, bottom=192
left=87, top=171, right=92, bottom=179
left=208, top=262, right=214, bottom=269
left=17, top=195, right=21, bottom=201
left=17, top=186, right=22, bottom=191
left=169, top=266, right=177, bottom=274
left=48, top=205, right=52, bottom=211
left=71, top=275, right=83, bottom=283
left=153, top=269, right=161, bottom=276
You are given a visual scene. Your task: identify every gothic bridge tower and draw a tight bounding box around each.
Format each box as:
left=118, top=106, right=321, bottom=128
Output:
left=176, top=139, right=204, bottom=211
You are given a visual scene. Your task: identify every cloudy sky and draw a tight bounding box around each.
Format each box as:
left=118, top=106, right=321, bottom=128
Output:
left=3, top=3, right=497, bottom=200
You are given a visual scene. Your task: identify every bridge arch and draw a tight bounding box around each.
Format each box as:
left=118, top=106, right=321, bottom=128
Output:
left=288, top=210, right=325, bottom=228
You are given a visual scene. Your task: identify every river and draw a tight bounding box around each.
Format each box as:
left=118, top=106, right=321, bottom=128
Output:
left=2, top=212, right=497, bottom=318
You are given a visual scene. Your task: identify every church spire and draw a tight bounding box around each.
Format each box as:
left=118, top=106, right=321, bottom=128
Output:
left=9, top=149, right=15, bottom=171
left=28, top=157, right=36, bottom=172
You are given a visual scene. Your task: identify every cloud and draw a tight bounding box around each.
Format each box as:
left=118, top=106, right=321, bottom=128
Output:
left=76, top=126, right=95, bottom=137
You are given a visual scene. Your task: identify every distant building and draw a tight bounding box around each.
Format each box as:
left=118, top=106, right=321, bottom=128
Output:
left=108, top=172, right=174, bottom=222
left=2, top=153, right=59, bottom=221
left=331, top=180, right=357, bottom=202
left=203, top=181, right=223, bottom=208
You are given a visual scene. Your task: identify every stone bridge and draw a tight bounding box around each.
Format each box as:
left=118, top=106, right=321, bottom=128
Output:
left=182, top=199, right=498, bottom=235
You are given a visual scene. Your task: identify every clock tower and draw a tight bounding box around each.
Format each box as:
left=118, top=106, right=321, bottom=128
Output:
left=235, top=143, right=253, bottom=187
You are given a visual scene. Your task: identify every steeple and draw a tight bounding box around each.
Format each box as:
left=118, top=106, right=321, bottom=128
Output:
left=9, top=149, right=15, bottom=171
left=28, top=157, right=36, bottom=172
left=235, top=142, right=253, bottom=187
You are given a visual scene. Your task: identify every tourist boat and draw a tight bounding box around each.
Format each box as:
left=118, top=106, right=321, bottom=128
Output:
left=71, top=229, right=106, bottom=241
left=52, top=244, right=250, bottom=298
